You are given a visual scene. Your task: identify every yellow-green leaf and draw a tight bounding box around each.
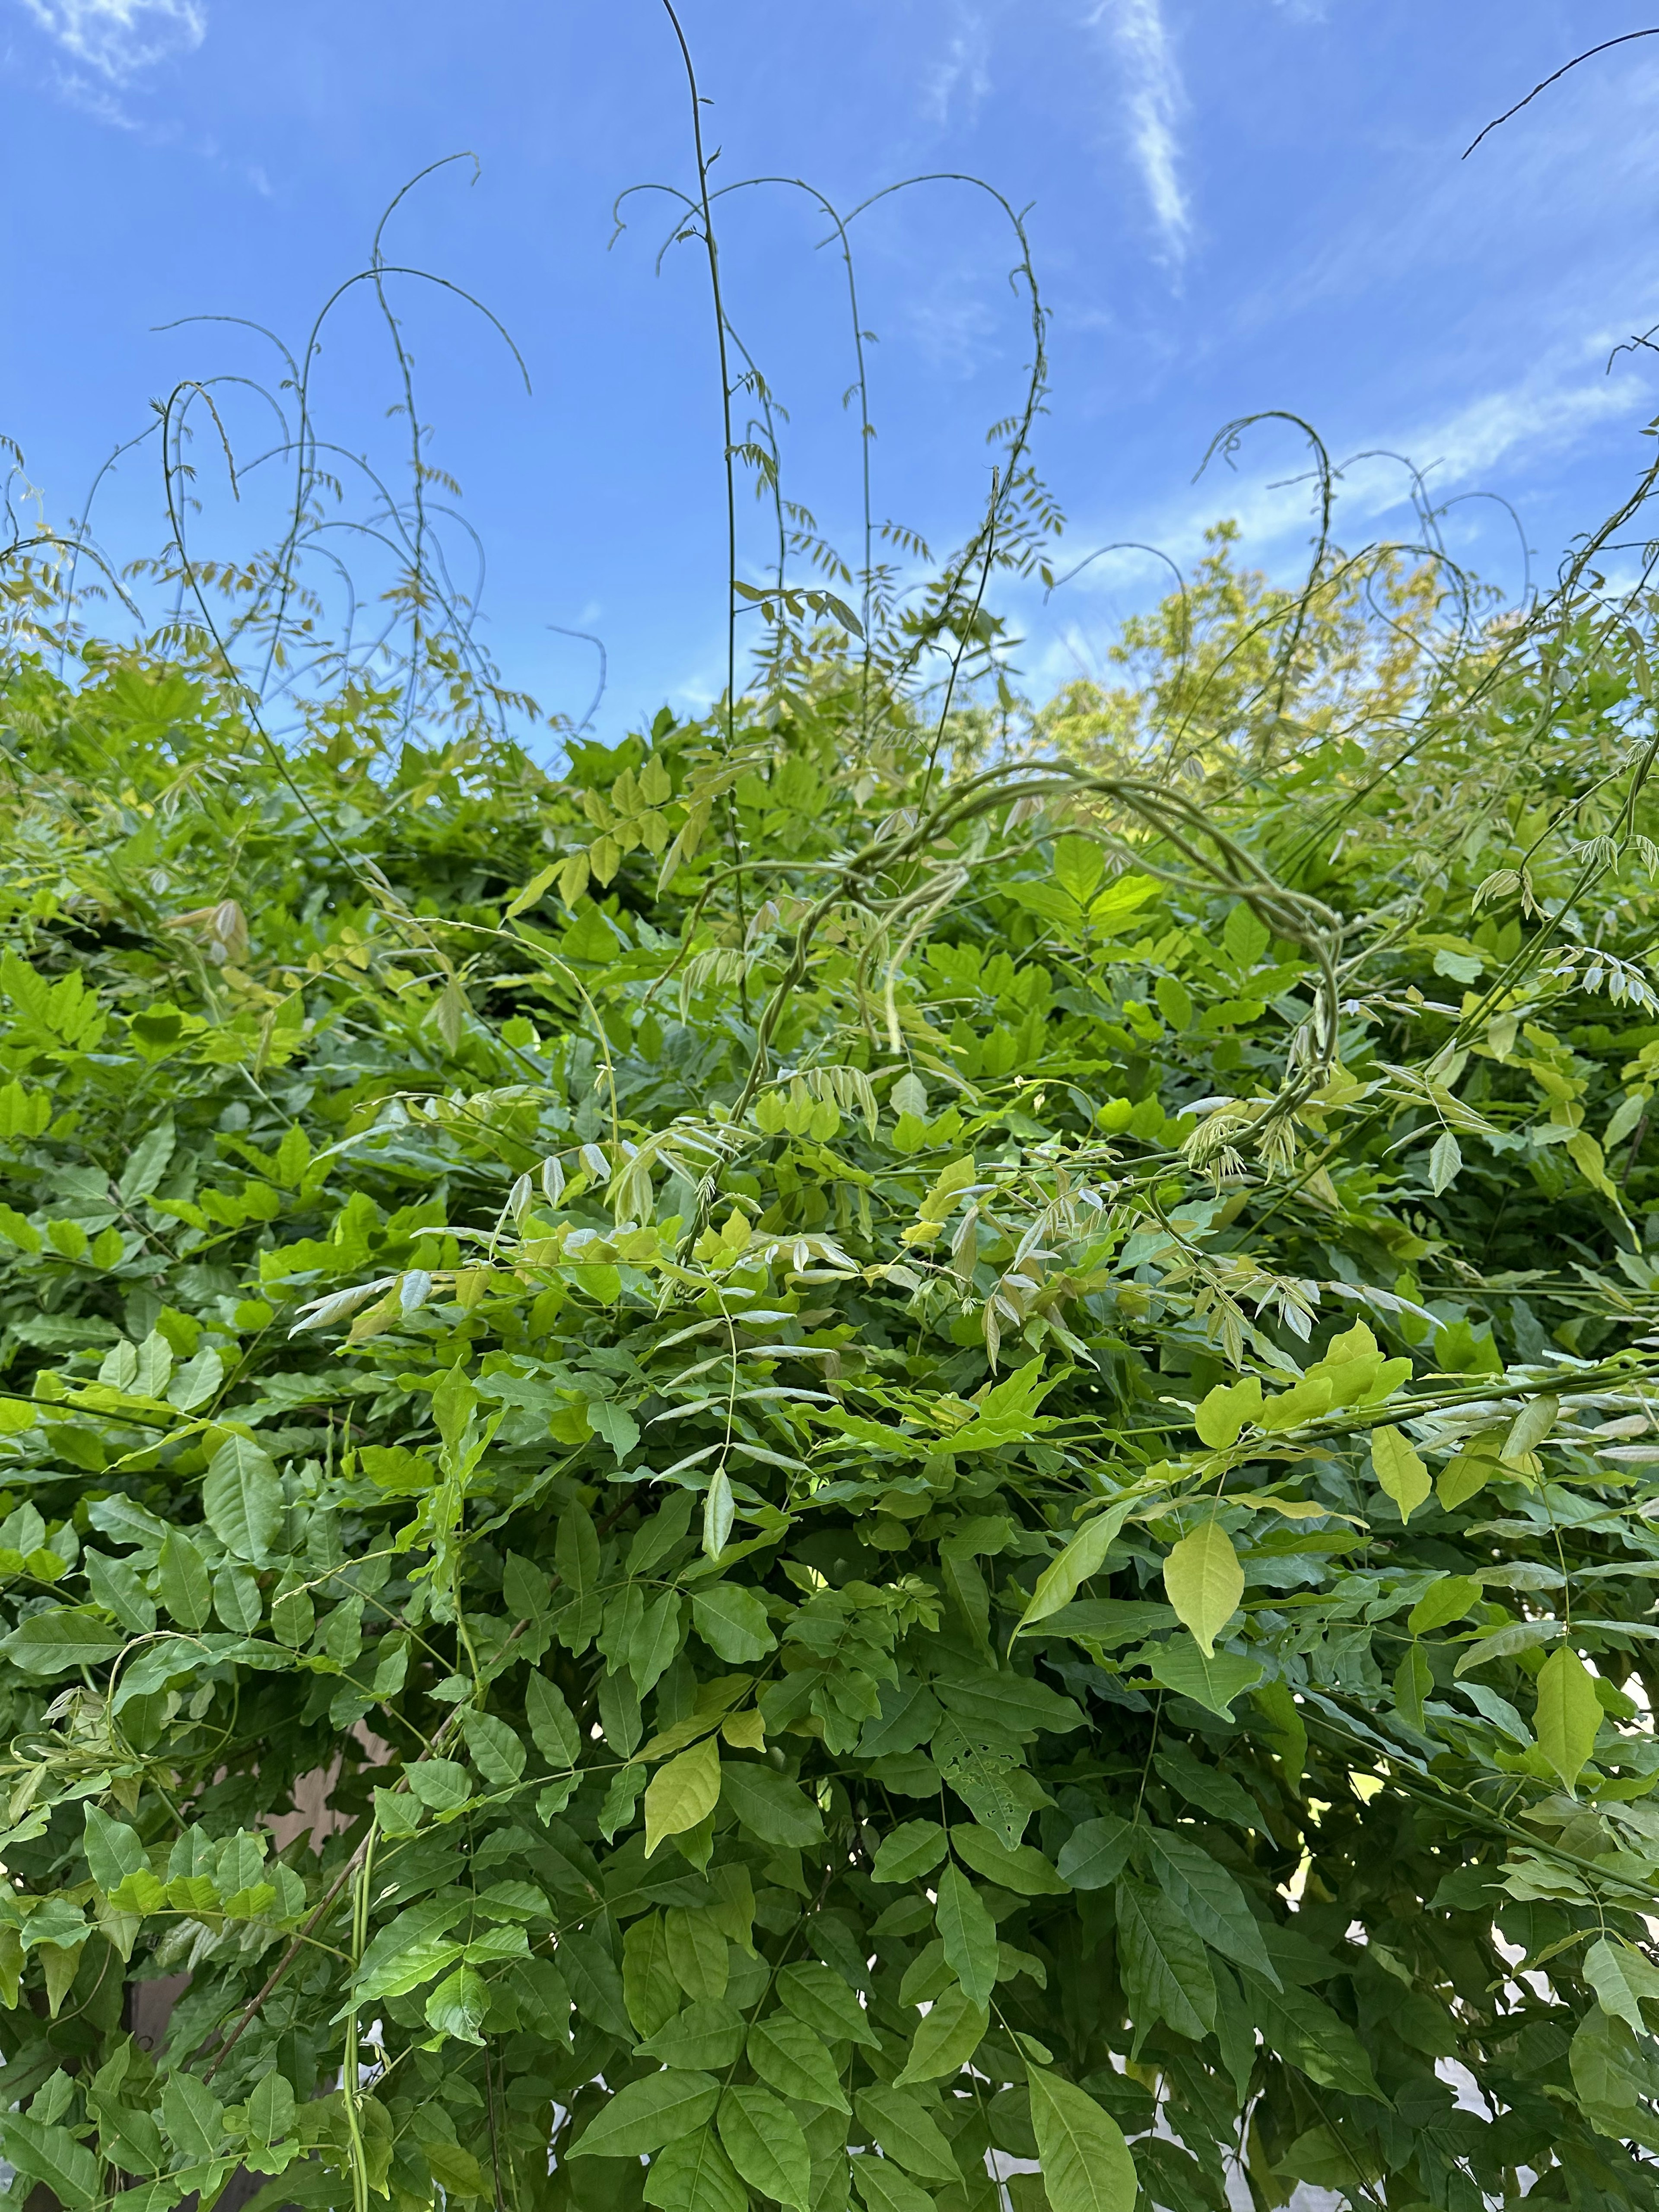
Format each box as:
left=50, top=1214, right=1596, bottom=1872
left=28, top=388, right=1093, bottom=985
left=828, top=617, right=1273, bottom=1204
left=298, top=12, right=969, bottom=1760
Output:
left=1438, top=1431, right=1503, bottom=1510
left=895, top=1984, right=988, bottom=2085
left=1370, top=1425, right=1430, bottom=1522
left=1503, top=1394, right=1558, bottom=1466
left=1015, top=1500, right=1134, bottom=1637
left=1162, top=1519, right=1243, bottom=1657
left=504, top=864, right=559, bottom=921
left=1407, top=1575, right=1481, bottom=1635
left=1193, top=1377, right=1261, bottom=1450
left=1027, top=2066, right=1138, bottom=2212
left=645, top=1735, right=721, bottom=1857
left=1535, top=1645, right=1601, bottom=1790
left=1255, top=1375, right=1333, bottom=1433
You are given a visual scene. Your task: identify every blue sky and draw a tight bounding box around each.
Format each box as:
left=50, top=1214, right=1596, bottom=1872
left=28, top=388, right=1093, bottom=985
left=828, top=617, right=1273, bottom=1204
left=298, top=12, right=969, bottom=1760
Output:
left=6, top=2, right=1659, bottom=744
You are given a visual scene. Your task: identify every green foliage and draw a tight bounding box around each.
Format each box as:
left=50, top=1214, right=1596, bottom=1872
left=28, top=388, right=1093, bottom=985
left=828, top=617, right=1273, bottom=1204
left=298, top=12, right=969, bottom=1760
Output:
left=3, top=540, right=1659, bottom=2212
left=10, top=97, right=1659, bottom=2206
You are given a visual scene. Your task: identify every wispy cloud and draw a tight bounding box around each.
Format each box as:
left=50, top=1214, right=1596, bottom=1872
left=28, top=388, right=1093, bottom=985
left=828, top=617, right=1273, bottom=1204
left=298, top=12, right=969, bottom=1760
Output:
left=1026, top=352, right=1652, bottom=691
left=922, top=7, right=991, bottom=131
left=1089, top=0, right=1191, bottom=267
left=16, top=0, right=204, bottom=83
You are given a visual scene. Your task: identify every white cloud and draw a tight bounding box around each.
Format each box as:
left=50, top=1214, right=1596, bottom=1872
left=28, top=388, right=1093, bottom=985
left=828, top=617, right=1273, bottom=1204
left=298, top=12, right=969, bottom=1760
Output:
left=16, top=0, right=204, bottom=82
left=1022, top=352, right=1653, bottom=693
left=1089, top=0, right=1191, bottom=266
left=1101, top=356, right=1642, bottom=575
left=922, top=7, right=991, bottom=130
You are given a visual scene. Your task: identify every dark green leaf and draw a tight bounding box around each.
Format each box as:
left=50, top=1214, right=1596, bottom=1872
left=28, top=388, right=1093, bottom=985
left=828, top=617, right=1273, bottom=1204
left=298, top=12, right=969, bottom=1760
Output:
left=570, top=2071, right=720, bottom=2158
left=749, top=2011, right=852, bottom=2111
left=719, top=2085, right=811, bottom=2212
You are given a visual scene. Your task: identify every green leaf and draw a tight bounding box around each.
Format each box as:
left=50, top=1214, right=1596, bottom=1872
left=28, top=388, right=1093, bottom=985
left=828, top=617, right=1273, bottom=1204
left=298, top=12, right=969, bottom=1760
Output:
left=895, top=1985, right=987, bottom=2085
left=1026, top=2067, right=1138, bottom=2212
left=1370, top=1425, right=1430, bottom=1522
left=425, top=2141, right=488, bottom=2198
left=719, top=2085, right=812, bottom=2212
left=1584, top=1937, right=1659, bottom=2037
left=168, top=1345, right=224, bottom=1412
left=1256, top=1375, right=1333, bottom=1433
left=1193, top=1376, right=1262, bottom=1450
left=934, top=1864, right=998, bottom=2009
left=1155, top=973, right=1193, bottom=1031
left=871, top=1820, right=947, bottom=1885
left=1453, top=1619, right=1560, bottom=1676
left=504, top=863, right=560, bottom=921
left=933, top=1671, right=1084, bottom=1740
left=203, top=1435, right=282, bottom=1563
left=644, top=2129, right=750, bottom=2212
left=1115, top=1879, right=1215, bottom=2039
left=213, top=1561, right=262, bottom=1635
left=84, top=1551, right=154, bottom=1635
left=83, top=1803, right=145, bottom=1891
left=1056, top=1816, right=1134, bottom=1890
left=2, top=1606, right=125, bottom=1674
left=1240, top=1974, right=1383, bottom=2099
left=1438, top=1431, right=1503, bottom=1510
left=1137, top=1636, right=1262, bottom=1716
left=625, top=1911, right=683, bottom=2038
left=853, top=2088, right=959, bottom=2183
left=645, top=1735, right=722, bottom=1856
left=503, top=1551, right=550, bottom=1622
left=1053, top=837, right=1104, bottom=904
left=630, top=1591, right=686, bottom=1695
left=556, top=1502, right=601, bottom=1604
left=120, top=1118, right=175, bottom=1206
left=1222, top=902, right=1270, bottom=967
left=92, top=2096, right=163, bottom=2175
left=1407, top=1575, right=1481, bottom=1634
left=703, top=1468, right=736, bottom=1561
left=719, top=1758, right=824, bottom=1846
left=1570, top=2004, right=1650, bottom=2133
left=950, top=1824, right=1068, bottom=1895
left=590, top=1401, right=640, bottom=1459
left=561, top=1924, right=636, bottom=2043
left=1137, top=1828, right=1279, bottom=1986
left=1152, top=1743, right=1265, bottom=1829
left=525, top=1672, right=582, bottom=1768
left=636, top=1998, right=747, bottom=2071
left=777, top=1961, right=879, bottom=2048
left=1427, top=1129, right=1462, bottom=1194
left=748, top=2010, right=853, bottom=2110
left=424, top=1964, right=489, bottom=2044
left=1535, top=1643, right=1602, bottom=1789
left=630, top=1489, right=697, bottom=1575
left=851, top=2155, right=936, bottom=2212
left=357, top=1931, right=465, bottom=2004
left=1, top=2116, right=101, bottom=2209
left=1503, top=1392, right=1558, bottom=1464
left=1162, top=1519, right=1243, bottom=1656
left=1014, top=1501, right=1134, bottom=1635
left=1393, top=1642, right=1432, bottom=1730
left=404, top=1758, right=472, bottom=1811
left=246, top=2071, right=296, bottom=2150
left=693, top=1584, right=776, bottom=1662
left=571, top=2071, right=721, bottom=2158
left=461, top=1708, right=526, bottom=1786
left=664, top=1906, right=729, bottom=2002
left=162, top=2072, right=225, bottom=2159
left=158, top=1528, right=212, bottom=1630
